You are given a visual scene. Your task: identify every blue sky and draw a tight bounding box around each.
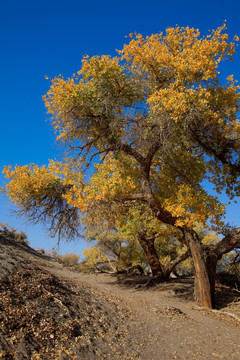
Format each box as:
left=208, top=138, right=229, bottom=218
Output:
left=1, top=0, right=240, bottom=256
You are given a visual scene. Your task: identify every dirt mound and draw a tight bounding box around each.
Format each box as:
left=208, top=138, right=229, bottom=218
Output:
left=0, top=232, right=56, bottom=280
left=0, top=235, right=139, bottom=360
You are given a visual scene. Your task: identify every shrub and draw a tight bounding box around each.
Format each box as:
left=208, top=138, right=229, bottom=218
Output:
left=58, top=253, right=80, bottom=267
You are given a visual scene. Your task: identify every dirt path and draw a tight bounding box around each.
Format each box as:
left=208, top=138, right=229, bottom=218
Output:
left=40, top=260, right=240, bottom=360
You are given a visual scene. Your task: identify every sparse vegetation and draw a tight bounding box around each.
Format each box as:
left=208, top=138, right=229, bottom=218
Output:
left=0, top=223, right=29, bottom=245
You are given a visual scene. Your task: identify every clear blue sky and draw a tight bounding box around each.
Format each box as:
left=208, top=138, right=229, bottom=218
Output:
left=1, top=0, right=240, bottom=256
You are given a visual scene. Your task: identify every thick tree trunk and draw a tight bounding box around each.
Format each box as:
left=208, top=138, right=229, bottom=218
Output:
left=137, top=230, right=165, bottom=280
left=204, top=251, right=218, bottom=306
left=183, top=227, right=212, bottom=308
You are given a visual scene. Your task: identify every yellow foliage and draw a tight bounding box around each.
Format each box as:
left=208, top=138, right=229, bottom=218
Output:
left=162, top=184, right=225, bottom=228
left=3, top=24, right=240, bottom=240
left=82, top=246, right=107, bottom=268
left=58, top=253, right=80, bottom=266
left=88, top=154, right=140, bottom=201
left=2, top=160, right=87, bottom=214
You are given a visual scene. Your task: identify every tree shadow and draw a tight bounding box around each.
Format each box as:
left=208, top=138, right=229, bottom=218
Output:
left=110, top=273, right=240, bottom=309
left=214, top=285, right=240, bottom=310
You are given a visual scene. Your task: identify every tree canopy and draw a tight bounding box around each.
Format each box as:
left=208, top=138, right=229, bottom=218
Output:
left=3, top=24, right=240, bottom=308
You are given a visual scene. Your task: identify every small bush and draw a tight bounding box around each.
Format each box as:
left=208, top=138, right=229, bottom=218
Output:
left=58, top=253, right=80, bottom=267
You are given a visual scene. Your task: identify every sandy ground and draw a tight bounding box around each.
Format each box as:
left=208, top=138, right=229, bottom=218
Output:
left=1, top=234, right=240, bottom=359
left=45, top=263, right=240, bottom=360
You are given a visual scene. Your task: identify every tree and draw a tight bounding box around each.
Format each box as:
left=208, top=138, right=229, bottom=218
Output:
left=82, top=200, right=190, bottom=277
left=3, top=25, right=240, bottom=308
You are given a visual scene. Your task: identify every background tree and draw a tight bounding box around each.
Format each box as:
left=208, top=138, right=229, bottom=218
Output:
left=83, top=200, right=190, bottom=277
left=58, top=253, right=81, bottom=267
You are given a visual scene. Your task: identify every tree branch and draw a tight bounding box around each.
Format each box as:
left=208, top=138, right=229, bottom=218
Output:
left=165, top=249, right=190, bottom=277
left=213, top=228, right=240, bottom=259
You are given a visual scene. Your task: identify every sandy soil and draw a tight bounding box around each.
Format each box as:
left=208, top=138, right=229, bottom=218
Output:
left=45, top=265, right=240, bottom=360
left=1, top=234, right=240, bottom=359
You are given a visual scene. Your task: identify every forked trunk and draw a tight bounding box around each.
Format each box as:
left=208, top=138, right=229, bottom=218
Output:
left=137, top=230, right=165, bottom=280
left=164, top=249, right=190, bottom=280
left=183, top=227, right=212, bottom=308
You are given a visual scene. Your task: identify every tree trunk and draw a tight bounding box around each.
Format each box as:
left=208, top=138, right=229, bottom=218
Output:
left=137, top=230, right=165, bottom=280
left=183, top=227, right=212, bottom=308
left=204, top=251, right=218, bottom=306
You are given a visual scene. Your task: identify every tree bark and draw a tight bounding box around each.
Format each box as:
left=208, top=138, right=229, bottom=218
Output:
left=137, top=230, right=165, bottom=279
left=183, top=227, right=212, bottom=308
left=204, top=247, right=218, bottom=306
left=214, top=228, right=240, bottom=256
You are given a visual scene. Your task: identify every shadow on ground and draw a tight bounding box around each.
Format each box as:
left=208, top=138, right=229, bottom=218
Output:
left=114, top=273, right=240, bottom=309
